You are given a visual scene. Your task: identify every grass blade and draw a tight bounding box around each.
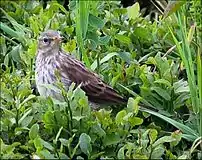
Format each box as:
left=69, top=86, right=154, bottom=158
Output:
left=76, top=0, right=90, bottom=67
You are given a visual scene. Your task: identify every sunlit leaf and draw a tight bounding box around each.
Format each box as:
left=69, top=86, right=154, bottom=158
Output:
left=127, top=2, right=140, bottom=20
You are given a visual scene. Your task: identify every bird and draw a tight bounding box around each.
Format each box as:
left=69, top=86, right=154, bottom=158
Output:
left=35, top=30, right=127, bottom=107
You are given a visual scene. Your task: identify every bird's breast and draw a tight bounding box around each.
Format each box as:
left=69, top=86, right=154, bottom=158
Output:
left=35, top=55, right=71, bottom=100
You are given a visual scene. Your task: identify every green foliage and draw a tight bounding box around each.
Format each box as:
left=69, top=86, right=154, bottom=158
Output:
left=0, top=0, right=201, bottom=159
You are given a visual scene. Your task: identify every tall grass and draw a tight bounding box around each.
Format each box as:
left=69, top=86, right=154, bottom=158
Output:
left=75, top=0, right=90, bottom=67
left=169, top=7, right=201, bottom=138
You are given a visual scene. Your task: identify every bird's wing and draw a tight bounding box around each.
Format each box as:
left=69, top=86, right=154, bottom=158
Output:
left=57, top=52, right=126, bottom=104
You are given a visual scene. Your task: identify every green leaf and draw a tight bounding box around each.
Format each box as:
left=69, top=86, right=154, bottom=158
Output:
left=118, top=52, right=132, bottom=64
left=73, top=116, right=86, bottom=121
left=115, top=34, right=131, bottom=45
left=128, top=117, right=143, bottom=127
left=40, top=139, right=54, bottom=151
left=34, top=137, right=43, bottom=151
left=19, top=94, right=36, bottom=108
left=29, top=123, right=39, bottom=140
left=103, top=133, right=121, bottom=146
left=39, top=149, right=55, bottom=159
left=91, top=124, right=106, bottom=138
left=115, top=110, right=127, bottom=125
left=151, top=144, right=165, bottom=159
left=154, top=79, right=172, bottom=87
left=133, top=154, right=148, bottom=159
left=19, top=116, right=33, bottom=128
left=151, top=87, right=171, bottom=101
left=98, top=35, right=110, bottom=45
left=0, top=8, right=30, bottom=33
left=153, top=136, right=176, bottom=148
left=127, top=2, right=140, bottom=20
left=149, top=129, right=158, bottom=144
left=18, top=108, right=32, bottom=125
left=174, top=80, right=189, bottom=93
left=9, top=45, right=22, bottom=63
left=91, top=52, right=118, bottom=71
left=170, top=131, right=182, bottom=147
left=140, top=108, right=198, bottom=141
left=55, top=127, right=63, bottom=144
left=127, top=97, right=140, bottom=114
left=117, top=146, right=125, bottom=159
left=133, top=27, right=150, bottom=40
left=89, top=14, right=105, bottom=28
left=76, top=0, right=90, bottom=66
left=0, top=22, right=24, bottom=43
left=79, top=133, right=92, bottom=156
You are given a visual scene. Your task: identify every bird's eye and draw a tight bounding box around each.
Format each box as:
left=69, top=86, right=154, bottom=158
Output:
left=43, top=38, right=49, bottom=43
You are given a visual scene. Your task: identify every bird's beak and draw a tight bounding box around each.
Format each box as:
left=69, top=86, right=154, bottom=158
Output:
left=53, top=36, right=62, bottom=43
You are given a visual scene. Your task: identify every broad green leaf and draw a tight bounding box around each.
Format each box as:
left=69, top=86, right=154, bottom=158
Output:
left=89, top=14, right=105, bottom=28
left=19, top=116, right=33, bottom=128
left=149, top=129, right=158, bottom=144
left=9, top=45, right=22, bottom=63
left=34, top=137, right=43, bottom=151
left=173, top=80, right=189, bottom=93
left=117, top=146, right=125, bottom=159
left=197, top=51, right=202, bottom=113
left=151, top=87, right=171, bottom=101
left=178, top=154, right=188, bottom=159
left=40, top=139, right=54, bottom=151
left=151, top=144, right=165, bottom=159
left=128, top=117, right=143, bottom=127
left=127, top=2, right=140, bottom=20
left=115, top=110, right=127, bottom=125
left=127, top=97, right=140, bottom=114
left=111, top=73, right=121, bottom=87
left=29, top=123, right=39, bottom=140
left=98, top=35, right=110, bottom=45
left=170, top=131, right=182, bottom=147
left=115, top=34, right=131, bottom=45
left=79, top=133, right=92, bottom=156
left=118, top=52, right=132, bottom=64
left=29, top=16, right=39, bottom=37
left=103, top=133, right=121, bottom=146
left=114, top=8, right=127, bottom=16
left=91, top=124, right=106, bottom=138
left=39, top=149, right=55, bottom=159
left=133, top=27, right=150, bottom=40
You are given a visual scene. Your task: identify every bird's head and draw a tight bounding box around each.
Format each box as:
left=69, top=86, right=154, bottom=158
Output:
left=37, top=30, right=62, bottom=55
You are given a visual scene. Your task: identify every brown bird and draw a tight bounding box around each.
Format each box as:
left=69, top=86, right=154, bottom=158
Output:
left=35, top=30, right=126, bottom=107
